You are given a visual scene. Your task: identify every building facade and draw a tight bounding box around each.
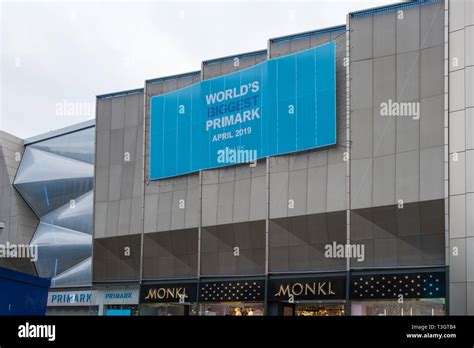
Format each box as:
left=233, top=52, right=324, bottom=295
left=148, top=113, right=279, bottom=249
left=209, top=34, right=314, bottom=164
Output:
left=91, top=0, right=474, bottom=316
left=0, top=0, right=472, bottom=316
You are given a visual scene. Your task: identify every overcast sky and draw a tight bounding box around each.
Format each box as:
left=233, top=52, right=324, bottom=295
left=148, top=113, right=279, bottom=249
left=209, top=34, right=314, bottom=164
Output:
left=1, top=0, right=401, bottom=139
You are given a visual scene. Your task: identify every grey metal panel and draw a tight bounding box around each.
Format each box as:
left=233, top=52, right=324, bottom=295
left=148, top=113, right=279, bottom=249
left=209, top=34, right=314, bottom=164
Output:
left=373, top=108, right=396, bottom=157
left=184, top=183, right=200, bottom=228
left=108, top=164, right=123, bottom=202
left=449, top=0, right=465, bottom=32
left=467, top=67, right=474, bottom=108
left=421, top=233, right=444, bottom=265
left=420, top=95, right=444, bottom=149
left=110, top=97, right=125, bottom=130
left=269, top=155, right=289, bottom=173
left=117, top=199, right=131, bottom=236
left=397, top=51, right=420, bottom=102
left=373, top=55, right=396, bottom=108
left=467, top=0, right=474, bottom=26
left=420, top=1, right=444, bottom=49
left=396, top=115, right=419, bottom=153
left=467, top=193, right=474, bottom=237
left=450, top=238, right=466, bottom=282
left=269, top=41, right=290, bottom=58
left=373, top=12, right=396, bottom=58
left=397, top=235, right=422, bottom=266
left=95, top=130, right=110, bottom=167
left=450, top=282, right=467, bottom=315
left=310, top=33, right=331, bottom=47
left=450, top=195, right=466, bottom=238
left=269, top=172, right=289, bottom=218
left=450, top=151, right=466, bottom=195
left=157, top=191, right=173, bottom=231
left=171, top=190, right=186, bottom=230
left=351, top=60, right=373, bottom=110
left=421, top=44, right=444, bottom=99
left=105, top=200, right=119, bottom=237
left=95, top=165, right=109, bottom=202
left=450, top=110, right=466, bottom=153
left=467, top=237, right=474, bottom=281
left=219, top=167, right=235, bottom=183
left=395, top=150, right=420, bottom=203
left=467, top=150, right=474, bottom=193
left=120, top=162, right=135, bottom=199
left=109, top=128, right=124, bottom=165
left=124, top=93, right=139, bottom=128
left=350, top=16, right=373, bottom=62
left=396, top=5, right=420, bottom=54
left=420, top=146, right=444, bottom=201
left=217, top=182, right=234, bottom=225
left=308, top=149, right=328, bottom=168
left=373, top=154, right=395, bottom=207
left=123, top=127, right=138, bottom=163
left=130, top=196, right=143, bottom=235
left=202, top=184, right=218, bottom=227
left=94, top=202, right=107, bottom=238
left=449, top=30, right=465, bottom=72
left=202, top=169, right=219, bottom=185
left=469, top=282, right=474, bottom=315
left=351, top=158, right=373, bottom=209
left=374, top=238, right=398, bottom=266
left=233, top=178, right=251, bottom=223
left=326, top=163, right=346, bottom=212
left=144, top=194, right=158, bottom=233
left=466, top=26, right=474, bottom=67
left=249, top=175, right=266, bottom=221
left=289, top=153, right=308, bottom=171
left=449, top=70, right=465, bottom=112
left=290, top=36, right=310, bottom=53
left=96, top=98, right=111, bottom=132
left=287, top=169, right=307, bottom=217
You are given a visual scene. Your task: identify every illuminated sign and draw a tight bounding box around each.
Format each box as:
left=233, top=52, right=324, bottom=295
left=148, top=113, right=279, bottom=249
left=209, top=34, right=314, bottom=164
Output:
left=150, top=41, right=336, bottom=180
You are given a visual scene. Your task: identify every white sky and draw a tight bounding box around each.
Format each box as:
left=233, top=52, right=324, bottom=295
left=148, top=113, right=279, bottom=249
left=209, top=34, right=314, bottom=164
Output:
left=1, top=0, right=401, bottom=138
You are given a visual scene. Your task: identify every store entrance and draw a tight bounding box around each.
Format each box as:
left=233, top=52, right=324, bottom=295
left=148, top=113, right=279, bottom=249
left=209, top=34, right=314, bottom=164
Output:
left=280, top=302, right=345, bottom=316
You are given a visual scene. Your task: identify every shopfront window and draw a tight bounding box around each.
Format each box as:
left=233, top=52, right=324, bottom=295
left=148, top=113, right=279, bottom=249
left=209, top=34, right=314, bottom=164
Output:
left=295, top=304, right=344, bottom=316
left=140, top=303, right=198, bottom=316
left=351, top=298, right=446, bottom=316
left=199, top=303, right=264, bottom=316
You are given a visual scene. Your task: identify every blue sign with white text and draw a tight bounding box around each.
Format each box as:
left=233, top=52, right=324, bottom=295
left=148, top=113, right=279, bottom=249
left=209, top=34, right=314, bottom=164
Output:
left=150, top=41, right=336, bottom=180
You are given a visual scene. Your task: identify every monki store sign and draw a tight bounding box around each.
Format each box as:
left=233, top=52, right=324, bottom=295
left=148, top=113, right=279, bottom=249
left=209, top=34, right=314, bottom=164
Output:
left=268, top=277, right=345, bottom=301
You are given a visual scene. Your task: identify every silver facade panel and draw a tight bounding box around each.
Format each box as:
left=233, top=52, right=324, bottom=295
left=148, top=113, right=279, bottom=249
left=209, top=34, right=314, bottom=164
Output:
left=372, top=154, right=396, bottom=207
left=395, top=150, right=420, bottom=203
left=350, top=16, right=373, bottom=61
left=396, top=5, right=420, bottom=54
left=373, top=12, right=396, bottom=58
left=351, top=158, right=373, bottom=209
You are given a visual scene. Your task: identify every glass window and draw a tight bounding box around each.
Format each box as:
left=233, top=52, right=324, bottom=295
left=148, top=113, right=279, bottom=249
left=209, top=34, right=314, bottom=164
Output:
left=351, top=298, right=446, bottom=316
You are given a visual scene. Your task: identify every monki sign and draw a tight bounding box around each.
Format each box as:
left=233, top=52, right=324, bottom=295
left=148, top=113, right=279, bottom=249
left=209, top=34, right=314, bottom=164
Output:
left=144, top=287, right=188, bottom=301
left=268, top=277, right=345, bottom=301
left=274, top=282, right=336, bottom=297
left=140, top=283, right=197, bottom=303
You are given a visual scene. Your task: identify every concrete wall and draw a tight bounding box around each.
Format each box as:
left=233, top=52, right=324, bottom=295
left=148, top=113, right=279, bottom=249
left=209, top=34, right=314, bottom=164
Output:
left=0, top=131, right=38, bottom=275
left=447, top=0, right=474, bottom=315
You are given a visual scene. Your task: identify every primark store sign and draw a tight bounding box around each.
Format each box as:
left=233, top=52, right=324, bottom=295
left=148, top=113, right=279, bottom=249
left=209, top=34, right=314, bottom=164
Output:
left=150, top=41, right=336, bottom=180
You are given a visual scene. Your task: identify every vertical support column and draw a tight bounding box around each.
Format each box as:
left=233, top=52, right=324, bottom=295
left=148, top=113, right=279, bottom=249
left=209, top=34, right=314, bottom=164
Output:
left=264, top=157, right=270, bottom=314
left=447, top=0, right=474, bottom=315
left=345, top=14, right=352, bottom=316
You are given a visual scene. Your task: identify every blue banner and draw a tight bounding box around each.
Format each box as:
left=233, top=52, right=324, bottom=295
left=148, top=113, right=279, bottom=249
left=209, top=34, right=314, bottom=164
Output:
left=150, top=41, right=336, bottom=180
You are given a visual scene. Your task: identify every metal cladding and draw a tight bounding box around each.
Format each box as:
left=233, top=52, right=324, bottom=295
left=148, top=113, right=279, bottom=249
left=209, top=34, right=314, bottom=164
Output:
left=14, top=127, right=94, bottom=287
